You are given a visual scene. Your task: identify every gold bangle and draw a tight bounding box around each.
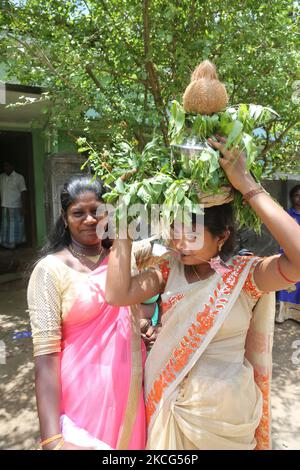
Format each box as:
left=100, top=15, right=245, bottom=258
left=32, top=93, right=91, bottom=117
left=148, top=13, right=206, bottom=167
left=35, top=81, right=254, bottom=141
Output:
left=52, top=438, right=65, bottom=451
left=40, top=433, right=63, bottom=447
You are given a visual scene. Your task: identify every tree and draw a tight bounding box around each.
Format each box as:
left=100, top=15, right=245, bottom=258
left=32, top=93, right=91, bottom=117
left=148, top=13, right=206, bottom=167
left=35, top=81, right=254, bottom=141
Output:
left=1, top=0, right=299, bottom=171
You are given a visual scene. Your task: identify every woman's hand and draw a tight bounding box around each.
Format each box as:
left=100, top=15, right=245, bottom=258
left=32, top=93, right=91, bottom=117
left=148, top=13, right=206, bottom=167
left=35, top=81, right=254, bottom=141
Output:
left=208, top=135, right=257, bottom=193
left=140, top=319, right=160, bottom=351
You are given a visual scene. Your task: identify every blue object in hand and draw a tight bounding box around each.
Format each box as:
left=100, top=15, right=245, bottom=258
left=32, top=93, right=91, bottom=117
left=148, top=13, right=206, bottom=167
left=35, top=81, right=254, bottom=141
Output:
left=142, top=294, right=160, bottom=304
left=142, top=294, right=160, bottom=326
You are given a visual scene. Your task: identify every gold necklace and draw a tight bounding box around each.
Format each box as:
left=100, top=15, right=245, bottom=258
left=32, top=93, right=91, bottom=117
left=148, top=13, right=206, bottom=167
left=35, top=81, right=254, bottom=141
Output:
left=191, top=264, right=213, bottom=282
left=69, top=245, right=103, bottom=259
left=69, top=245, right=105, bottom=270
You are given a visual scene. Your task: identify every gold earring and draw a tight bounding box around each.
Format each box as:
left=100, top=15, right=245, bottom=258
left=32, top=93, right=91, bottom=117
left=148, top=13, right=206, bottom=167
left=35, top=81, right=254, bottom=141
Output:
left=218, top=243, right=223, bottom=252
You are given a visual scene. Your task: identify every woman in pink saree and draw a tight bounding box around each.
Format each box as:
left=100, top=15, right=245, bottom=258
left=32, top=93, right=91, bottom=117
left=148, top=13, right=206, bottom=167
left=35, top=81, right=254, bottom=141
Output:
left=28, top=176, right=146, bottom=450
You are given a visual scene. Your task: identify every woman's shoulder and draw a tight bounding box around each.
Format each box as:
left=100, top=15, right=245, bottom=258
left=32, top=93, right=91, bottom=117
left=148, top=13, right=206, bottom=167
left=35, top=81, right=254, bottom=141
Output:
left=230, top=253, right=262, bottom=266
left=230, top=254, right=264, bottom=301
left=156, top=256, right=178, bottom=279
left=29, top=253, right=68, bottom=281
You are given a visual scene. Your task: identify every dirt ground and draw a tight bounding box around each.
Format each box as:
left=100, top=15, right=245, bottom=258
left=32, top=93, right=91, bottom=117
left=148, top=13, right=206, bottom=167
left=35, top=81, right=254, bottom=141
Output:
left=0, top=279, right=299, bottom=450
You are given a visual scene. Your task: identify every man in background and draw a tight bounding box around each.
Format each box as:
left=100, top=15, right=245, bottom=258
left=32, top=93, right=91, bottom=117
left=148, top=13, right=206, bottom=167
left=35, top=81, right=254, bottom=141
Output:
left=0, top=161, right=27, bottom=249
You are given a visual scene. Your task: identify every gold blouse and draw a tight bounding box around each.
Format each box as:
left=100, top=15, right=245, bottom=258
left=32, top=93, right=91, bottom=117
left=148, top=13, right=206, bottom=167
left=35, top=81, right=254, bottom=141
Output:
left=27, top=255, right=87, bottom=357
left=27, top=241, right=152, bottom=357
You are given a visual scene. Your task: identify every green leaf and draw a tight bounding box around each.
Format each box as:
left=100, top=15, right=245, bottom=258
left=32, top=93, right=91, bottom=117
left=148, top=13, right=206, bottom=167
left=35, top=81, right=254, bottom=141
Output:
left=207, top=151, right=220, bottom=174
left=191, top=115, right=206, bottom=138
left=176, top=187, right=186, bottom=203
left=241, top=133, right=258, bottom=168
left=198, top=151, right=211, bottom=162
left=115, top=178, right=125, bottom=194
left=77, top=147, right=90, bottom=153
left=169, top=100, right=186, bottom=142
left=225, top=120, right=244, bottom=148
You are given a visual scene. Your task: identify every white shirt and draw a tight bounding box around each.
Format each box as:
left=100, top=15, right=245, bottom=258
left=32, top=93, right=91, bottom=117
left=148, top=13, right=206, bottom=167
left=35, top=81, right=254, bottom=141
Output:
left=0, top=171, right=27, bottom=208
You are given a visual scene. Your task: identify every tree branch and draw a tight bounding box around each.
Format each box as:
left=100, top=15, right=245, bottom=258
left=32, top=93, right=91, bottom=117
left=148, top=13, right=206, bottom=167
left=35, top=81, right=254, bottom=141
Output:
left=261, top=120, right=299, bottom=156
left=7, top=33, right=90, bottom=109
left=143, top=0, right=169, bottom=145
left=85, top=64, right=106, bottom=92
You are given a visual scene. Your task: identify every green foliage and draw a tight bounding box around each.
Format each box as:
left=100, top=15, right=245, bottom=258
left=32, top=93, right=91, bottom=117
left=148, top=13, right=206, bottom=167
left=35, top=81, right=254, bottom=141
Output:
left=0, top=0, right=299, bottom=165
left=1, top=0, right=299, bottom=230
left=168, top=99, right=297, bottom=179
left=93, top=101, right=274, bottom=232
left=168, top=100, right=279, bottom=195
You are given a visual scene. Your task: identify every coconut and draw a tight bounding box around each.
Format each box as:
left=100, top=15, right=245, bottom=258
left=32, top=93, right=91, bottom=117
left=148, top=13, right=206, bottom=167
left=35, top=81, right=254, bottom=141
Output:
left=183, top=60, right=228, bottom=114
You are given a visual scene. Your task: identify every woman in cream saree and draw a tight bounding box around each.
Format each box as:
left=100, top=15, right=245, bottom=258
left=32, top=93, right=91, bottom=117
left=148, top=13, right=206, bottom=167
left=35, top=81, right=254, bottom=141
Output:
left=105, top=136, right=300, bottom=451
left=145, top=255, right=275, bottom=450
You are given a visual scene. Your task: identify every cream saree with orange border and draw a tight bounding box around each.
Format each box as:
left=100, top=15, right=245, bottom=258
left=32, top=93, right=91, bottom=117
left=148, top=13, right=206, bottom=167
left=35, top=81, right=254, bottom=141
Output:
left=145, top=256, right=275, bottom=450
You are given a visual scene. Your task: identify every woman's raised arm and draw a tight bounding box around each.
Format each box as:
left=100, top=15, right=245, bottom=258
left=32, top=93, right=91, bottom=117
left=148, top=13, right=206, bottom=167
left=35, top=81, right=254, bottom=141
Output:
left=209, top=137, right=300, bottom=292
left=105, top=239, right=165, bottom=306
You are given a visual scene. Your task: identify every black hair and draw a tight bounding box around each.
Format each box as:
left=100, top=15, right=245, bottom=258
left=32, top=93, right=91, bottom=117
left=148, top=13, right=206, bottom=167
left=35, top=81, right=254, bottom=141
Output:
left=3, top=160, right=15, bottom=167
left=289, top=184, right=300, bottom=205
left=39, top=175, right=107, bottom=259
left=192, top=203, right=236, bottom=260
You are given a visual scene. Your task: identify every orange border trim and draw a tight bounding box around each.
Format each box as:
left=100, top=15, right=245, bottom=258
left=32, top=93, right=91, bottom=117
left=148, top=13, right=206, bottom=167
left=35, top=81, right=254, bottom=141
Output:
left=146, top=257, right=250, bottom=425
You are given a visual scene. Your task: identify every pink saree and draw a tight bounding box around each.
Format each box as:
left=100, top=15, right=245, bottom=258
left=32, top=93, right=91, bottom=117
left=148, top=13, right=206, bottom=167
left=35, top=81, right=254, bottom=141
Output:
left=59, top=257, right=146, bottom=450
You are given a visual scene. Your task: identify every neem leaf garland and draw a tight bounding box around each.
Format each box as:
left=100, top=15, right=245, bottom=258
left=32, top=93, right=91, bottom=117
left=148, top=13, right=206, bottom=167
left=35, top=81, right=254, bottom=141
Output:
left=99, top=61, right=279, bottom=233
